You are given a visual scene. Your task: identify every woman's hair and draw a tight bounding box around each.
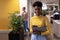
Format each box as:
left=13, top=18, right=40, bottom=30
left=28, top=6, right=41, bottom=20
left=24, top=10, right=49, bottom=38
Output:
left=33, top=1, right=42, bottom=7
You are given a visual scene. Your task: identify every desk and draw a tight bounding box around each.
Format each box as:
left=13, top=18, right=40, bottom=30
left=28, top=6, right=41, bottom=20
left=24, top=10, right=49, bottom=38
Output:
left=53, top=20, right=60, bottom=37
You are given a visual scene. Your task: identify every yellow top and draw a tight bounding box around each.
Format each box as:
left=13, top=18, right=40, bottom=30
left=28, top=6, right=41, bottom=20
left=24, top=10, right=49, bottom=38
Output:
left=30, top=15, right=51, bottom=35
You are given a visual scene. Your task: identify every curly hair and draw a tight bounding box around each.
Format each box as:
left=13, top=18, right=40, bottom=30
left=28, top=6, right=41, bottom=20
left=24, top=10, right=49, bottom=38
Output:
left=33, top=1, right=42, bottom=7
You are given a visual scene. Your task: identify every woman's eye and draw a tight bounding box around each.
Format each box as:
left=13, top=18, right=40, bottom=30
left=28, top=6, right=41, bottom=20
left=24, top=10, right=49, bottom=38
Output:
left=35, top=9, right=37, bottom=10
left=35, top=8, right=40, bottom=10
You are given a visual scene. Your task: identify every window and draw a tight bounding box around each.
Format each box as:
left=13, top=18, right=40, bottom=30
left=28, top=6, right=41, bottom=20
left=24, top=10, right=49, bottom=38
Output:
left=20, top=0, right=27, bottom=15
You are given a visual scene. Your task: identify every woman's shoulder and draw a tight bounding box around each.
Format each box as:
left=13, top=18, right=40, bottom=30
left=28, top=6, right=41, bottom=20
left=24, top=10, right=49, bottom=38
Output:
left=30, top=16, right=37, bottom=20
left=43, top=16, right=48, bottom=18
left=43, top=16, right=49, bottom=21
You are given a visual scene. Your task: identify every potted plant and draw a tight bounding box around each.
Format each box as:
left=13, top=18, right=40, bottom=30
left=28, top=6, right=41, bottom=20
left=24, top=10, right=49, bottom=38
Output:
left=8, top=12, right=24, bottom=40
left=42, top=10, right=48, bottom=16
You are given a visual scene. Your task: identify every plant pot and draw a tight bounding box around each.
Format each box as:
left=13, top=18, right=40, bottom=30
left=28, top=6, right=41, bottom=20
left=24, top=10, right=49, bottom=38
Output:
left=8, top=27, right=24, bottom=40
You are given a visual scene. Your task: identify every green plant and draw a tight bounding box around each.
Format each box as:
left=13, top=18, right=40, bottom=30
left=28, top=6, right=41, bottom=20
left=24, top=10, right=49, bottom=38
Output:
left=8, top=12, right=23, bottom=32
left=42, top=10, right=48, bottom=16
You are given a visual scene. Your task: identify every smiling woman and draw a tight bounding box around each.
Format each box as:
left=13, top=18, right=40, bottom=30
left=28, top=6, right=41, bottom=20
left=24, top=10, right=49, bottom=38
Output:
left=0, top=0, right=20, bottom=29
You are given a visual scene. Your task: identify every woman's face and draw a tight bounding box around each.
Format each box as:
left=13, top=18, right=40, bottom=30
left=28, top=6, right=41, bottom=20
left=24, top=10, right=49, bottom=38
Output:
left=22, top=7, right=26, bottom=11
left=34, top=6, right=42, bottom=16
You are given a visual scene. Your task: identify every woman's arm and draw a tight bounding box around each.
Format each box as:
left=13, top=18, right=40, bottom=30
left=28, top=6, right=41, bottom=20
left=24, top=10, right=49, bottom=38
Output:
left=30, top=18, right=33, bottom=33
left=41, top=16, right=51, bottom=35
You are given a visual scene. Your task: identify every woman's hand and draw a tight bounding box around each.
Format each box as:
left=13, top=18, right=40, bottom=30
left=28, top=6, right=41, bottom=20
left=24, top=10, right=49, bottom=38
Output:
left=33, top=31, right=41, bottom=35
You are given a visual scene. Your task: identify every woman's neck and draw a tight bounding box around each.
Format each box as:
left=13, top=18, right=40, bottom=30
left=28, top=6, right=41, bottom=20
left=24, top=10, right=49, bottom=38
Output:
left=36, top=13, right=42, bottom=16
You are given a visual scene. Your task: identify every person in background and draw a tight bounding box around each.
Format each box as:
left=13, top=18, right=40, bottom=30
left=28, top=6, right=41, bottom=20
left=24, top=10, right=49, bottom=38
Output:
left=53, top=6, right=60, bottom=20
left=30, top=1, right=51, bottom=40
left=54, top=6, right=58, bottom=13
left=22, top=7, right=28, bottom=33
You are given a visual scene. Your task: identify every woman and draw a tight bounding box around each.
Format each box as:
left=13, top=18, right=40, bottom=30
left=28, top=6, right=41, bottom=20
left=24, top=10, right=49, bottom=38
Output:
left=30, top=1, right=51, bottom=40
left=22, top=7, right=28, bottom=32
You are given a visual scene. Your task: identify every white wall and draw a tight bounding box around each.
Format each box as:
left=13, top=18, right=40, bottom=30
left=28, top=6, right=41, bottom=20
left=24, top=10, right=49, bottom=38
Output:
left=20, top=0, right=27, bottom=15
